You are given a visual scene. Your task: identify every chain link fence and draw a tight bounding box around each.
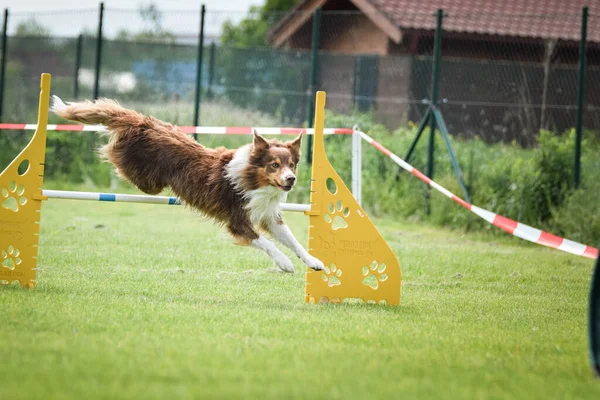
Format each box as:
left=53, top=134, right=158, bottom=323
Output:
left=2, top=8, right=598, bottom=139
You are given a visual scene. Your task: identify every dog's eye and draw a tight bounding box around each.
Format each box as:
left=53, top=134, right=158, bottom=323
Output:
left=289, top=163, right=295, bottom=169
left=272, top=163, right=280, bottom=168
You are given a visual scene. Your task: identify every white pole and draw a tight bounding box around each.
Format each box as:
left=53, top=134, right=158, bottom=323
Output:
left=351, top=125, right=362, bottom=205
left=42, top=190, right=311, bottom=212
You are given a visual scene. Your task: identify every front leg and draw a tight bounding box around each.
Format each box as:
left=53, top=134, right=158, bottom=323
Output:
left=266, top=218, right=324, bottom=271
left=228, top=221, right=294, bottom=273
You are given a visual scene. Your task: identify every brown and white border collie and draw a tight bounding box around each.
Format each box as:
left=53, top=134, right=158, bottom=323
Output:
left=51, top=96, right=324, bottom=273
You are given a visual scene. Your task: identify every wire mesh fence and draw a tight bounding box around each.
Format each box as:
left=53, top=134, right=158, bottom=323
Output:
left=0, top=9, right=596, bottom=155
left=1, top=7, right=598, bottom=138
left=437, top=12, right=587, bottom=146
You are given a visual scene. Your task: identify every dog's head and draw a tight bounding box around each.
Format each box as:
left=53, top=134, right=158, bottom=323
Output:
left=245, top=130, right=302, bottom=192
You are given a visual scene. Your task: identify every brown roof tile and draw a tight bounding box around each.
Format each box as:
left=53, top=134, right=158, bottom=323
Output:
left=369, top=0, right=600, bottom=42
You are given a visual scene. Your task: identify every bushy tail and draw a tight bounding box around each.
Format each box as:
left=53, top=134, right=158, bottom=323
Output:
left=50, top=95, right=194, bottom=196
left=50, top=95, right=131, bottom=125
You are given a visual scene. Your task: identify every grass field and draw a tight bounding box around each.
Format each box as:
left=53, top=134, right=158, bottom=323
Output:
left=1, top=198, right=599, bottom=399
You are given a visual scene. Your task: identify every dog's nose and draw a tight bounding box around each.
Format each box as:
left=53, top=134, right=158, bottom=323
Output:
left=286, top=176, right=296, bottom=185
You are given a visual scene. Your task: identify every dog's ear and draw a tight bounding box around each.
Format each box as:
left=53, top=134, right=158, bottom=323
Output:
left=252, top=129, right=270, bottom=150
left=287, top=133, right=302, bottom=156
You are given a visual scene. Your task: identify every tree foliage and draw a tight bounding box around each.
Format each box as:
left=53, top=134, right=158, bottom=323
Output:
left=116, top=2, right=175, bottom=44
left=220, top=0, right=301, bottom=47
left=15, top=18, right=51, bottom=36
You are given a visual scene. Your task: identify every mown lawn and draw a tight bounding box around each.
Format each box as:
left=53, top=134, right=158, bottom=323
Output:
left=1, top=199, right=598, bottom=399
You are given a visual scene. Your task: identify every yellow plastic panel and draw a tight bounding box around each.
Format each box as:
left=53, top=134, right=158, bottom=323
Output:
left=305, top=91, right=401, bottom=305
left=0, top=74, right=50, bottom=288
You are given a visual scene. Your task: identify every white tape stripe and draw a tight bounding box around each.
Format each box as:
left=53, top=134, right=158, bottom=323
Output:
left=430, top=181, right=453, bottom=198
left=470, top=205, right=497, bottom=223
left=358, top=131, right=374, bottom=144
left=256, top=128, right=284, bottom=135
left=83, top=125, right=106, bottom=131
left=25, top=124, right=38, bottom=130
left=512, top=223, right=543, bottom=243
left=558, top=239, right=587, bottom=255
left=389, top=153, right=414, bottom=173
left=195, top=127, right=226, bottom=134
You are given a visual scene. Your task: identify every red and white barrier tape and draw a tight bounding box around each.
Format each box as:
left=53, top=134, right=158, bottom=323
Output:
left=0, top=123, right=353, bottom=136
left=360, top=131, right=599, bottom=260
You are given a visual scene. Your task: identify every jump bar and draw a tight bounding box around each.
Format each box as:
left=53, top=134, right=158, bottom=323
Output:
left=42, top=190, right=311, bottom=212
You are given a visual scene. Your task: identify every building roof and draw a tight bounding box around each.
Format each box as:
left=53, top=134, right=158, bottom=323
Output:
left=269, top=0, right=600, bottom=46
left=371, top=0, right=599, bottom=41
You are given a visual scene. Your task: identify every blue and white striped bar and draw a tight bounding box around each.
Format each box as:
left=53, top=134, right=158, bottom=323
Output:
left=42, top=190, right=311, bottom=212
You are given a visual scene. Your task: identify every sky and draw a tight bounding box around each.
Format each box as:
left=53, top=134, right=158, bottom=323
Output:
left=4, top=0, right=264, bottom=38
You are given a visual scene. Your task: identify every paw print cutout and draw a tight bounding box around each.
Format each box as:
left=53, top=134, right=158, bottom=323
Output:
left=321, top=264, right=342, bottom=287
left=324, top=200, right=350, bottom=230
left=362, top=261, right=388, bottom=290
left=2, top=245, right=22, bottom=270
left=2, top=181, right=27, bottom=212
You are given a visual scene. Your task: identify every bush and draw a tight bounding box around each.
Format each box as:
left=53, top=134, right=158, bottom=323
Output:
left=319, top=110, right=600, bottom=246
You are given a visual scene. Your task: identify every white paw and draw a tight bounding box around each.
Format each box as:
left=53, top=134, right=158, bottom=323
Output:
left=304, top=255, right=325, bottom=271
left=275, top=254, right=294, bottom=273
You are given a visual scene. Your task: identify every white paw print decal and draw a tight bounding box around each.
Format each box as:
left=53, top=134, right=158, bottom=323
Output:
left=362, top=261, right=388, bottom=290
left=321, top=264, right=342, bottom=287
left=2, top=245, right=22, bottom=270
left=324, top=200, right=349, bottom=230
left=2, top=181, right=27, bottom=212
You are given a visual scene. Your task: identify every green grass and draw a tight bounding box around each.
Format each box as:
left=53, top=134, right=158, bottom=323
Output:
left=1, top=199, right=599, bottom=399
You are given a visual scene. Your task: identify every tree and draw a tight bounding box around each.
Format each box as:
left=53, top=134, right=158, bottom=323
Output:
left=15, top=18, right=51, bottom=36
left=116, top=2, right=175, bottom=43
left=221, top=0, right=300, bottom=47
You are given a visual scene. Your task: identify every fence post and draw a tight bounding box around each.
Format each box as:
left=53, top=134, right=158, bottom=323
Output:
left=193, top=4, right=206, bottom=139
left=74, top=34, right=83, bottom=99
left=574, top=6, right=588, bottom=188
left=306, top=8, right=322, bottom=164
left=424, top=9, right=444, bottom=214
left=93, top=2, right=104, bottom=100
left=207, top=41, right=216, bottom=99
left=0, top=8, right=8, bottom=122
left=428, top=9, right=443, bottom=181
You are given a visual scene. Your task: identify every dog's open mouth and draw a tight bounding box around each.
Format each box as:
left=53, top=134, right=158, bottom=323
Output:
left=277, top=184, right=293, bottom=192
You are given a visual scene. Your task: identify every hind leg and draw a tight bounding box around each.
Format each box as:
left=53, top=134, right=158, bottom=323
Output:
left=227, top=221, right=294, bottom=273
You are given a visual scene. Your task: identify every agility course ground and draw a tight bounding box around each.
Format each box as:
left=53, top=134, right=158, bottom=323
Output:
left=1, top=199, right=599, bottom=399
left=2, top=75, right=599, bottom=398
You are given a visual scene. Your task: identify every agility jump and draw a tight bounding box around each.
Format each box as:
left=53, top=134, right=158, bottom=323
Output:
left=0, top=73, right=402, bottom=305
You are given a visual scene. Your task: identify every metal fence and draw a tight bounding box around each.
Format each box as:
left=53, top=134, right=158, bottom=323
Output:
left=0, top=6, right=598, bottom=142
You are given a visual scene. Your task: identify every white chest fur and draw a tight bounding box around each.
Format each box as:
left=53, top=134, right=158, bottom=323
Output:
left=245, top=186, right=287, bottom=226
